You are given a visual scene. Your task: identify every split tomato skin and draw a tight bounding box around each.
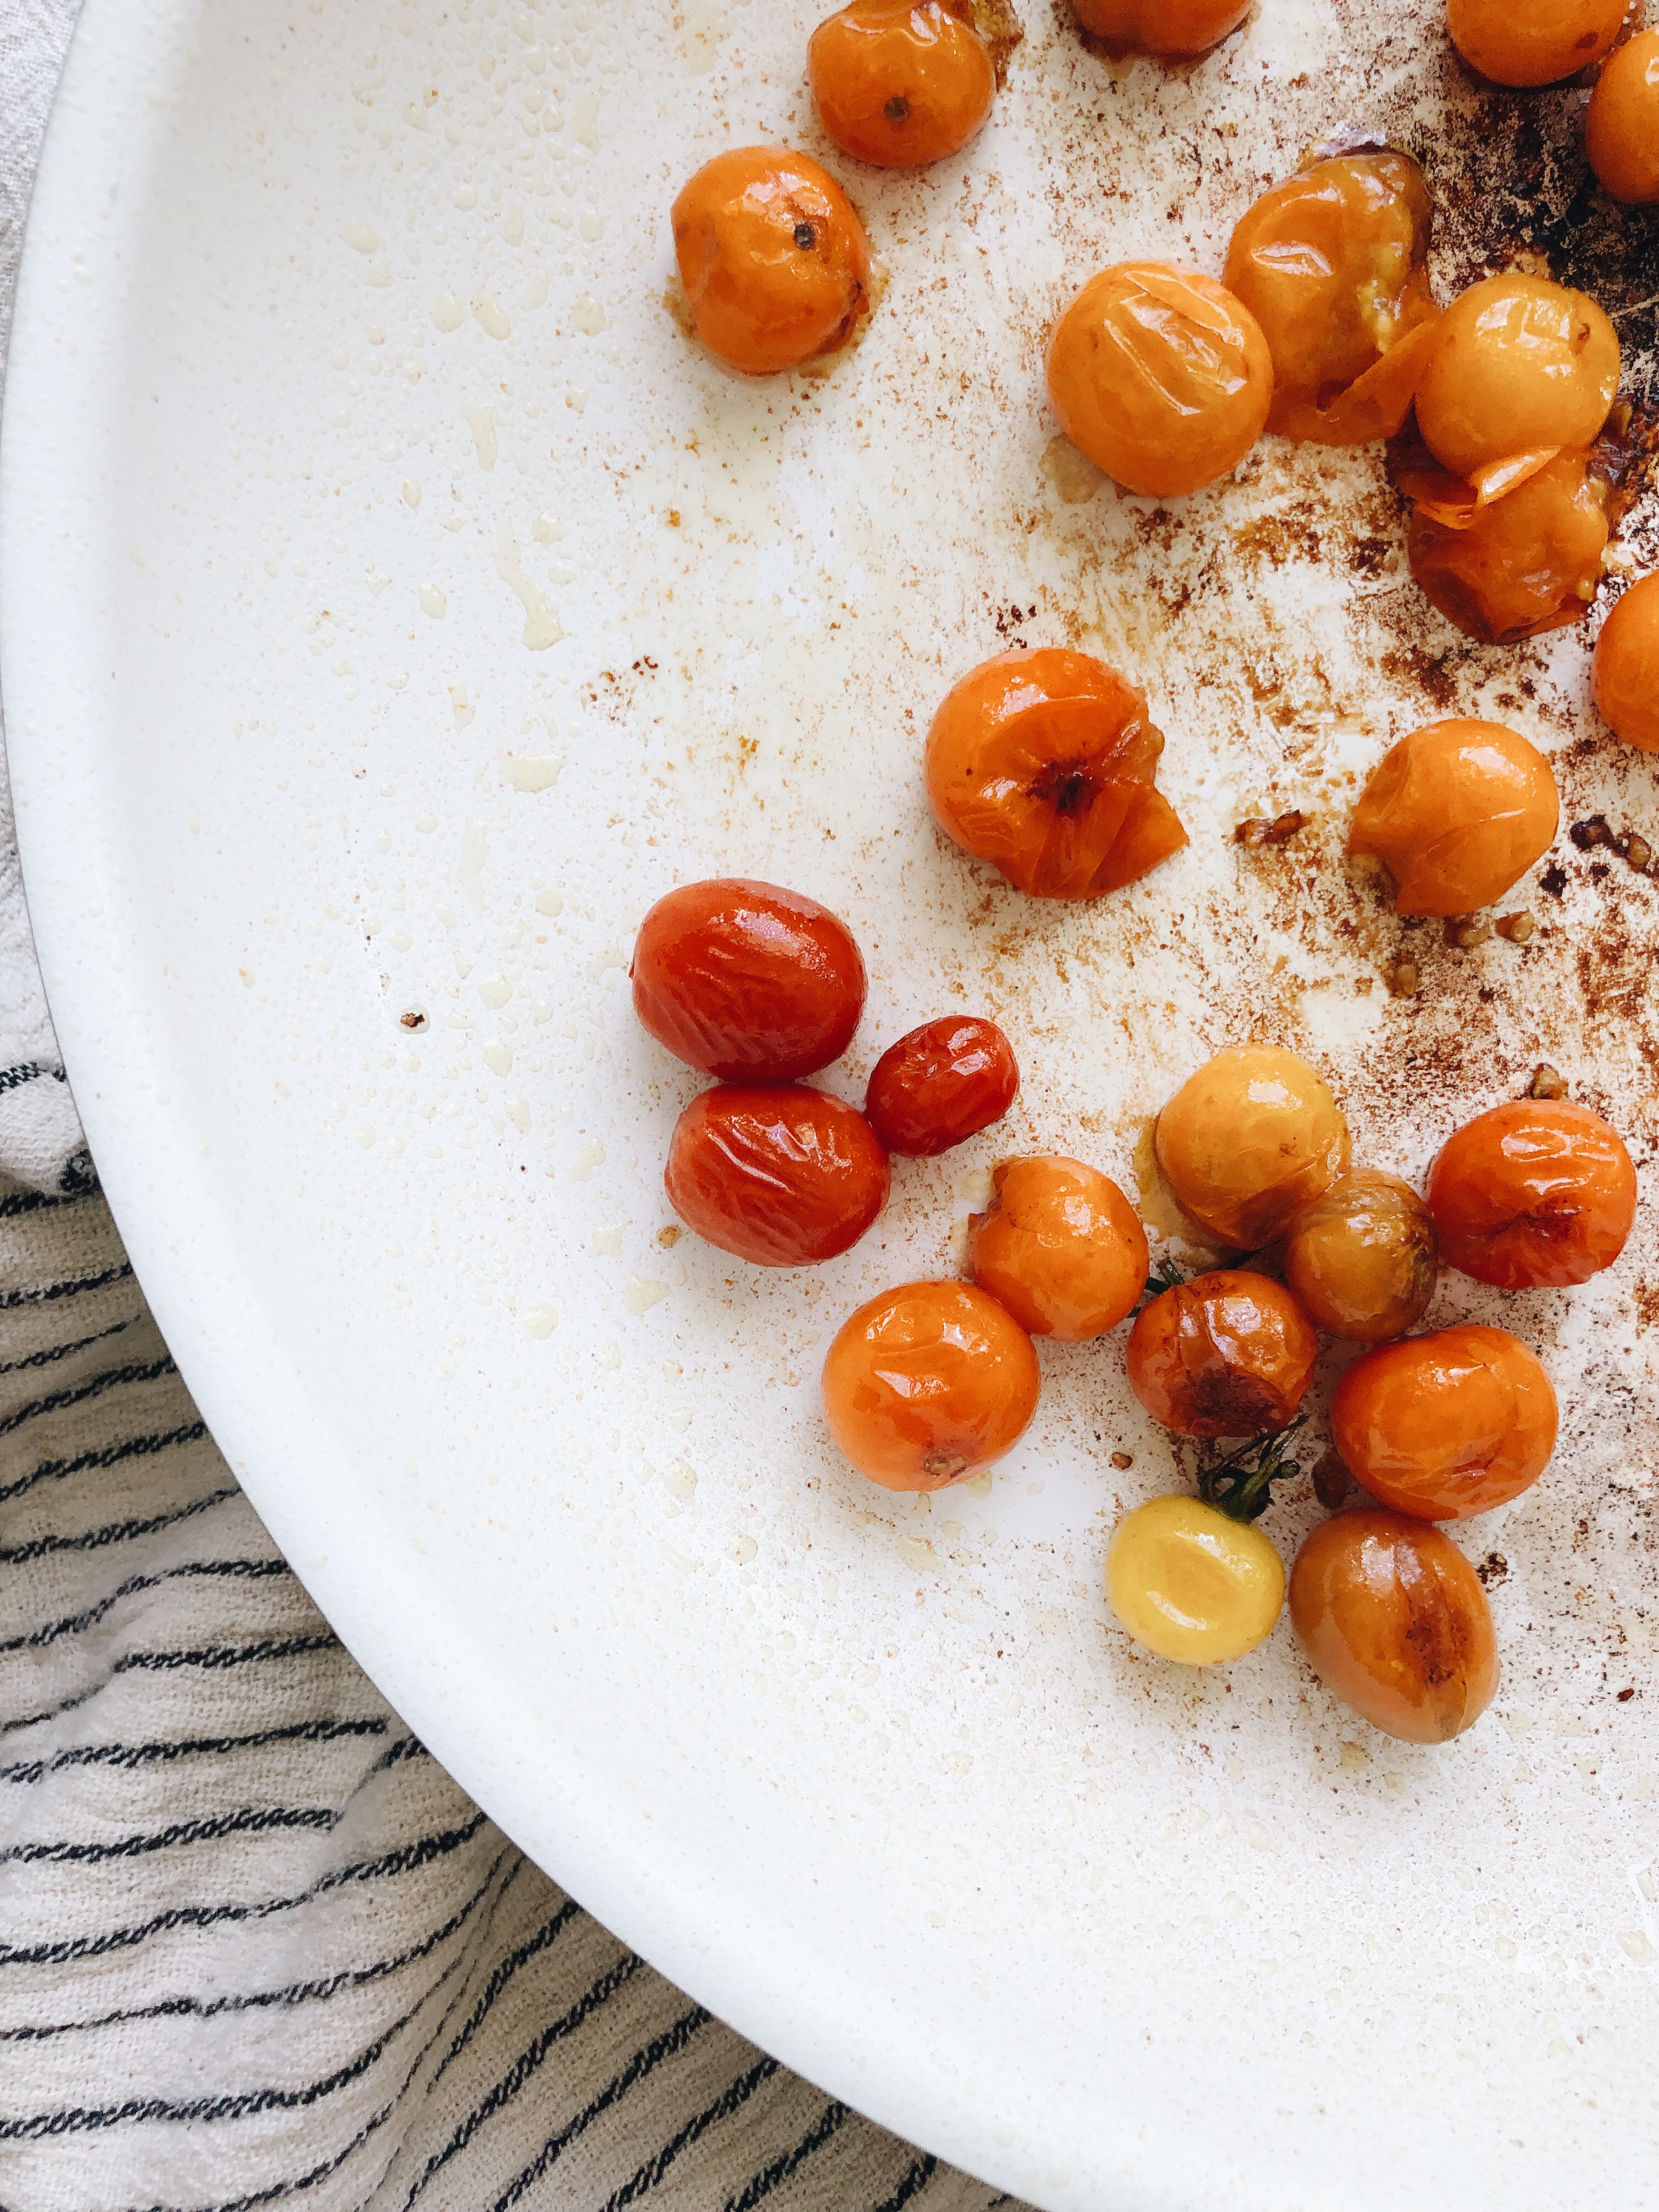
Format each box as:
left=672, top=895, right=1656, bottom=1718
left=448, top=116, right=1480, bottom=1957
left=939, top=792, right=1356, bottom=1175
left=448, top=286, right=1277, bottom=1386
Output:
left=1289, top=1509, right=1498, bottom=1743
left=821, top=1279, right=1041, bottom=1489
left=1413, top=272, right=1620, bottom=481
left=1126, top=1269, right=1319, bottom=1439
left=1426, top=1099, right=1637, bottom=1289
left=865, top=1017, right=1019, bottom=1156
left=924, top=647, right=1188, bottom=900
left=632, top=878, right=866, bottom=1084
left=665, top=1085, right=889, bottom=1266
left=1330, top=1324, right=1558, bottom=1521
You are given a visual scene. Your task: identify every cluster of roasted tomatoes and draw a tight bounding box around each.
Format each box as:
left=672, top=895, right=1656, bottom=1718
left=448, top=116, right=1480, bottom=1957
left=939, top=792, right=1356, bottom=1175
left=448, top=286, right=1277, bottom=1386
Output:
left=667, top=1, right=1658, bottom=729
left=631, top=878, right=1638, bottom=1747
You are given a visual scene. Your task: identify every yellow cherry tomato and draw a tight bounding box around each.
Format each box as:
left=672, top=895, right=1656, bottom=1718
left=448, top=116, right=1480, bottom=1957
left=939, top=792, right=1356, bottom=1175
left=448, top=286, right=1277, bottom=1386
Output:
left=1105, top=1495, right=1284, bottom=1664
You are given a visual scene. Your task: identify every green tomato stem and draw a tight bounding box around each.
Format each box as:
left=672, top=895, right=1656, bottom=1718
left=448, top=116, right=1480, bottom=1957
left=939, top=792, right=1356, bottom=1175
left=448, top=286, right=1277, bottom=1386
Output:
left=1198, top=1416, right=1309, bottom=1523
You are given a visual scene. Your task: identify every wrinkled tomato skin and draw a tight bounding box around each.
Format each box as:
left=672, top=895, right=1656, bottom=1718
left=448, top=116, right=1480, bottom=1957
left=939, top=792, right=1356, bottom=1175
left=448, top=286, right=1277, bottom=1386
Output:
left=665, top=1085, right=889, bottom=1266
left=1593, top=572, right=1659, bottom=752
left=809, top=0, right=996, bottom=168
left=1413, top=273, right=1620, bottom=481
left=821, top=1279, right=1041, bottom=1489
left=1330, top=1324, right=1558, bottom=1520
left=1047, top=261, right=1273, bottom=499
left=631, top=878, right=866, bottom=1083
left=1405, top=451, right=1612, bottom=645
left=865, top=1017, right=1019, bottom=1156
left=1347, top=719, right=1558, bottom=916
left=1223, top=150, right=1438, bottom=447
left=1282, top=1169, right=1440, bottom=1343
left=1289, top=1510, right=1498, bottom=1743
left=1155, top=1045, right=1351, bottom=1249
left=672, top=146, right=870, bottom=375
left=1126, top=1269, right=1320, bottom=1438
left=968, top=1154, right=1149, bottom=1340
left=1426, top=1099, right=1637, bottom=1288
left=924, top=647, right=1188, bottom=900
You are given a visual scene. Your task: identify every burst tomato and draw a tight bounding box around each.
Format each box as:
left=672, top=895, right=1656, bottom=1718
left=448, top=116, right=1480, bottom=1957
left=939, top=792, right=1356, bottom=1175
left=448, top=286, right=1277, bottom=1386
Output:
left=1347, top=719, right=1558, bottom=916
left=1127, top=1270, right=1319, bottom=1438
left=968, top=1154, right=1148, bottom=1340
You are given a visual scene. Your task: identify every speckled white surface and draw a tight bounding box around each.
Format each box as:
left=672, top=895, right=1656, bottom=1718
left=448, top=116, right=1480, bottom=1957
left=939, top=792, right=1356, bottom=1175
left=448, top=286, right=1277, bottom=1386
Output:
left=4, top=0, right=1659, bottom=2203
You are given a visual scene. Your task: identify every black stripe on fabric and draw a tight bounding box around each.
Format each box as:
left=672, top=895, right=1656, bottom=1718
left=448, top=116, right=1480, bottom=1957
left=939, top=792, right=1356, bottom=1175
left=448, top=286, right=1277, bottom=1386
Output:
left=0, top=1809, right=491, bottom=1967
left=722, top=2099, right=853, bottom=2212
left=429, top=1897, right=582, bottom=2087
left=1, top=1630, right=344, bottom=1741
left=0, top=1801, right=342, bottom=1867
left=488, top=2005, right=713, bottom=2212
left=0, top=1317, right=133, bottom=1373
left=601, top=2053, right=782, bottom=2211
left=0, top=1478, right=236, bottom=1564
left=0, top=1259, right=132, bottom=1311
left=400, top=1952, right=645, bottom=2205
left=0, top=1060, right=61, bottom=1094
left=0, top=1845, right=517, bottom=2041
left=0, top=1555, right=291, bottom=1657
left=874, top=2154, right=940, bottom=2211
left=0, top=1420, right=213, bottom=1509
left=0, top=1182, right=83, bottom=1217
left=0, top=1712, right=383, bottom=1787
left=0, top=1356, right=177, bottom=1442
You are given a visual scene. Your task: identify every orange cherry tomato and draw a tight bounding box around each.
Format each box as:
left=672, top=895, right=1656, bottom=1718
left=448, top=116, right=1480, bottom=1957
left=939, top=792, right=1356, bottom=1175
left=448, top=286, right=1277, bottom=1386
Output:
left=1447, top=0, right=1625, bottom=86
left=865, top=1016, right=1019, bottom=1156
left=1330, top=1324, right=1557, bottom=1520
left=1046, top=263, right=1273, bottom=499
left=821, top=1279, right=1041, bottom=1488
left=665, top=1085, right=889, bottom=1265
left=1426, top=1099, right=1637, bottom=1289
left=1588, top=31, right=1659, bottom=204
left=632, top=878, right=866, bottom=1082
left=1155, top=1045, right=1351, bottom=1249
left=672, top=146, right=871, bottom=375
left=1347, top=719, right=1558, bottom=916
left=1126, top=1270, right=1319, bottom=1438
left=1289, top=1510, right=1498, bottom=1743
left=808, top=0, right=1000, bottom=168
left=1070, top=0, right=1250, bottom=57
left=1403, top=450, right=1615, bottom=645
left=1413, top=273, right=1620, bottom=482
left=1282, top=1170, right=1440, bottom=1344
left=1223, top=149, right=1440, bottom=446
left=924, top=647, right=1188, bottom=900
left=968, top=1155, right=1149, bottom=1341
left=1594, top=572, right=1659, bottom=752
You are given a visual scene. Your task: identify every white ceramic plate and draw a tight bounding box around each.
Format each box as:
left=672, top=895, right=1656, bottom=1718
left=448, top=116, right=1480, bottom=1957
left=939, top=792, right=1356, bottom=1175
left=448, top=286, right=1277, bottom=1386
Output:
left=6, top=0, right=1659, bottom=2202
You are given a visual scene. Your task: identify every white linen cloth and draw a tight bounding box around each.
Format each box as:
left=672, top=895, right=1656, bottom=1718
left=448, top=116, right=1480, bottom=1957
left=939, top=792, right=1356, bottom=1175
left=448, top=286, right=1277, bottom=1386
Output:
left=0, top=9, right=1029, bottom=2205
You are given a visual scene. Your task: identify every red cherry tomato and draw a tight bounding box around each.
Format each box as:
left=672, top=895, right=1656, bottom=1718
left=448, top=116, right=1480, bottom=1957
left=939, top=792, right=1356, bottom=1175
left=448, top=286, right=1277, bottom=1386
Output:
left=865, top=1017, right=1019, bottom=1156
left=664, top=1085, right=889, bottom=1266
left=1426, top=1099, right=1637, bottom=1289
left=632, top=878, right=866, bottom=1083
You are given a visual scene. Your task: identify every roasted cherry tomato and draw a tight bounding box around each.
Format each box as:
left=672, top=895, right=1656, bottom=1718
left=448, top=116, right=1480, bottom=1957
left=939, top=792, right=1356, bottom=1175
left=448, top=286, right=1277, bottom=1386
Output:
left=672, top=146, right=871, bottom=375
left=1106, top=1496, right=1284, bottom=1664
left=1330, top=1324, right=1557, bottom=1520
left=1046, top=262, right=1273, bottom=500
left=821, top=1278, right=1040, bottom=1488
left=1155, top=1045, right=1351, bottom=1249
left=808, top=0, right=1004, bottom=168
left=1223, top=148, right=1440, bottom=446
left=1426, top=1099, right=1637, bottom=1289
left=1402, top=449, right=1616, bottom=645
left=1594, top=572, right=1659, bottom=751
left=665, top=1085, right=889, bottom=1265
left=924, top=647, right=1188, bottom=900
left=1127, top=1270, right=1319, bottom=1439
left=1347, top=719, right=1558, bottom=916
left=1413, top=273, right=1620, bottom=483
left=1588, top=30, right=1659, bottom=205
left=1290, top=1509, right=1498, bottom=1742
left=632, top=878, right=866, bottom=1082
left=865, top=1016, right=1019, bottom=1156
left=968, top=1154, right=1148, bottom=1340
left=1447, top=0, right=1625, bottom=86
left=1070, top=0, right=1250, bottom=58
left=1282, top=1170, right=1440, bottom=1343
